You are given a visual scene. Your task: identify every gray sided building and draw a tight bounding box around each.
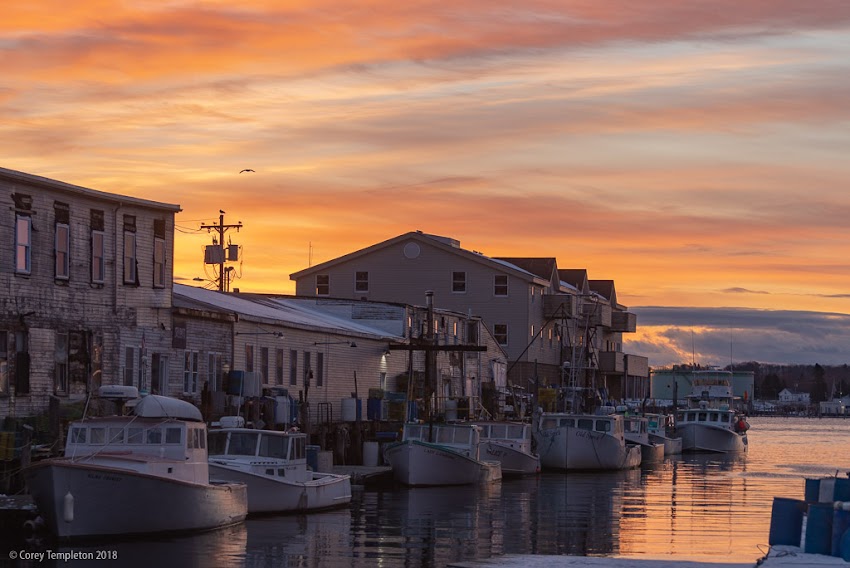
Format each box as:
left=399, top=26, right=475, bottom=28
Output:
left=289, top=231, right=648, bottom=404
left=1, top=167, right=180, bottom=419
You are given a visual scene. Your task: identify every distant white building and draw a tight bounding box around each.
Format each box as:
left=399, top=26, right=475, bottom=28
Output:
left=819, top=400, right=845, bottom=416
left=778, top=388, right=810, bottom=405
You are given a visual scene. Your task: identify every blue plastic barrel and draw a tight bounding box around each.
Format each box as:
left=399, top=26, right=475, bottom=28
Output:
left=833, top=508, right=850, bottom=557
left=768, top=497, right=806, bottom=545
left=805, top=503, right=834, bottom=554
left=805, top=478, right=821, bottom=502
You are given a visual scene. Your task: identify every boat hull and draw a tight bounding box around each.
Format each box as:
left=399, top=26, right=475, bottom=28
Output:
left=384, top=440, right=485, bottom=486
left=534, top=427, right=641, bottom=471
left=208, top=463, right=351, bottom=514
left=678, top=424, right=747, bottom=453
left=649, top=433, right=683, bottom=455
left=481, top=441, right=540, bottom=476
left=25, top=460, right=247, bottom=539
left=638, top=442, right=665, bottom=464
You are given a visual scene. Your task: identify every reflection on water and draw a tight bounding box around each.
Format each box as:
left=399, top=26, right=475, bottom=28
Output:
left=15, top=417, right=850, bottom=566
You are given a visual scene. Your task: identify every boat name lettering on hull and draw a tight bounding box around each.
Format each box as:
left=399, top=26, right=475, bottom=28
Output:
left=86, top=472, right=123, bottom=482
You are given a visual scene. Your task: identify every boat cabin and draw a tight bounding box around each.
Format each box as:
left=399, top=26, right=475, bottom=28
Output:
left=64, top=417, right=209, bottom=483
left=677, top=408, right=737, bottom=429
left=538, top=414, right=625, bottom=438
left=207, top=429, right=310, bottom=482
left=474, top=422, right=532, bottom=451
left=403, top=423, right=481, bottom=458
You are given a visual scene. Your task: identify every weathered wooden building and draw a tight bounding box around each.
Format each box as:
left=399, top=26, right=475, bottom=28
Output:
left=0, top=167, right=180, bottom=420
left=289, top=231, right=648, bottom=404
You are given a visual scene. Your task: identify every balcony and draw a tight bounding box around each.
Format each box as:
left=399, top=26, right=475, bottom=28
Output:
left=611, top=311, right=636, bottom=333
left=598, top=352, right=649, bottom=378
left=579, top=302, right=612, bottom=328
left=543, top=295, right=576, bottom=318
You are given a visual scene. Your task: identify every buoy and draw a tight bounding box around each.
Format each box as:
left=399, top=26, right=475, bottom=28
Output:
left=63, top=490, right=74, bottom=523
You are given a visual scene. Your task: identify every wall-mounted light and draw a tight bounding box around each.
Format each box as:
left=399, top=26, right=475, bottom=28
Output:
left=383, top=349, right=391, bottom=357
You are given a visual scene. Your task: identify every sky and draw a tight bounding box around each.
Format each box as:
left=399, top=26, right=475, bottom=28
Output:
left=4, top=1, right=850, bottom=369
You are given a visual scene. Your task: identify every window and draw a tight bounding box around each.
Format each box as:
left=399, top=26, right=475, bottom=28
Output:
left=124, top=346, right=137, bottom=386
left=245, top=344, right=254, bottom=373
left=494, top=275, right=508, bottom=296
left=128, top=428, right=143, bottom=444
left=316, top=274, right=329, bottom=296
left=494, top=324, right=508, bottom=346
left=123, top=231, right=137, bottom=284
left=69, top=427, right=87, bottom=444
left=207, top=352, right=222, bottom=392
left=165, top=428, right=182, bottom=444
left=452, top=271, right=466, bottom=293
left=152, top=353, right=168, bottom=394
left=15, top=215, right=32, bottom=274
left=153, top=238, right=166, bottom=288
left=184, top=350, right=199, bottom=394
left=316, top=352, right=324, bottom=387
left=55, top=332, right=69, bottom=394
left=91, top=231, right=105, bottom=283
left=260, top=347, right=269, bottom=383
left=289, top=350, right=298, bottom=386
left=0, top=331, right=8, bottom=395
left=275, top=349, right=284, bottom=385
left=303, top=351, right=312, bottom=387
left=55, top=223, right=70, bottom=280
left=90, top=428, right=106, bottom=445
left=355, top=271, right=369, bottom=293
left=13, top=331, right=30, bottom=395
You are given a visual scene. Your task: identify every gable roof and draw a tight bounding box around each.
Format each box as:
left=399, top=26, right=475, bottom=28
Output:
left=588, top=280, right=616, bottom=305
left=494, top=257, right=558, bottom=283
left=289, top=231, right=549, bottom=285
left=558, top=269, right=589, bottom=293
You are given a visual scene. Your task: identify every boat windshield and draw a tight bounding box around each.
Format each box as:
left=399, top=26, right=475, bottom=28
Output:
left=228, top=432, right=259, bottom=456
left=258, top=433, right=289, bottom=459
left=208, top=431, right=227, bottom=455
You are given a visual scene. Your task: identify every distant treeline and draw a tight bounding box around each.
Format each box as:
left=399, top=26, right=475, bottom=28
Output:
left=692, top=362, right=849, bottom=403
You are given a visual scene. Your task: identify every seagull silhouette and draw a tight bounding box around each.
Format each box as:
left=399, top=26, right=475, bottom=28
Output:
left=239, top=169, right=255, bottom=173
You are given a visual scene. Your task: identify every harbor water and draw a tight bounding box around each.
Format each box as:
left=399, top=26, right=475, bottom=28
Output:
left=10, top=416, right=850, bottom=567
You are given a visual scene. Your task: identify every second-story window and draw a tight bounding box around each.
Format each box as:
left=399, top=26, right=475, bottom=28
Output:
left=452, top=271, right=466, bottom=293
left=316, top=274, right=329, bottom=296
left=55, top=224, right=70, bottom=280
left=54, top=202, right=70, bottom=280
left=91, top=210, right=105, bottom=284
left=123, top=215, right=137, bottom=285
left=153, top=219, right=166, bottom=288
left=15, top=215, right=32, bottom=275
left=355, top=271, right=369, bottom=293
left=494, top=275, right=508, bottom=297
left=494, top=324, right=508, bottom=346
left=289, top=350, right=298, bottom=386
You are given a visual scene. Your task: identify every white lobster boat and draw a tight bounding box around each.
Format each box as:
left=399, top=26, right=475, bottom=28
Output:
left=532, top=409, right=642, bottom=471
left=207, top=424, right=352, bottom=514
left=383, top=423, right=501, bottom=486
left=25, top=388, right=247, bottom=539
left=677, top=370, right=749, bottom=453
left=472, top=421, right=540, bottom=476
left=645, top=413, right=682, bottom=455
left=620, top=413, right=665, bottom=464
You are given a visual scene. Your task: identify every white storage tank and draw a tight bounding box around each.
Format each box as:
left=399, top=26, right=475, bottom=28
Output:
left=341, top=398, right=362, bottom=422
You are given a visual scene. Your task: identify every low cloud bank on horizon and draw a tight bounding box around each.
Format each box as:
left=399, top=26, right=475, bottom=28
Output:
left=629, top=306, right=850, bottom=369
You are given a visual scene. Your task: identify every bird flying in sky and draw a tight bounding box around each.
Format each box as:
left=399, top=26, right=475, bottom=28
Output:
left=239, top=169, right=255, bottom=173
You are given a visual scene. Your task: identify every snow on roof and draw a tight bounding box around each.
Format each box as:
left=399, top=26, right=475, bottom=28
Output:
left=174, top=284, right=403, bottom=340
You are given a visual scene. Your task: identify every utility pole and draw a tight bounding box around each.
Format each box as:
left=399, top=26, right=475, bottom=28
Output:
left=200, top=210, right=242, bottom=291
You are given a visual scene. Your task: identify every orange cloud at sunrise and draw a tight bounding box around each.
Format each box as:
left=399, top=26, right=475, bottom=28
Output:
left=4, top=1, right=850, bottom=367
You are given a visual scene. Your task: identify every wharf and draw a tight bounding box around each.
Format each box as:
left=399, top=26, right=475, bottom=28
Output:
left=447, top=547, right=848, bottom=567
left=331, top=465, right=393, bottom=486
left=0, top=494, right=37, bottom=533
